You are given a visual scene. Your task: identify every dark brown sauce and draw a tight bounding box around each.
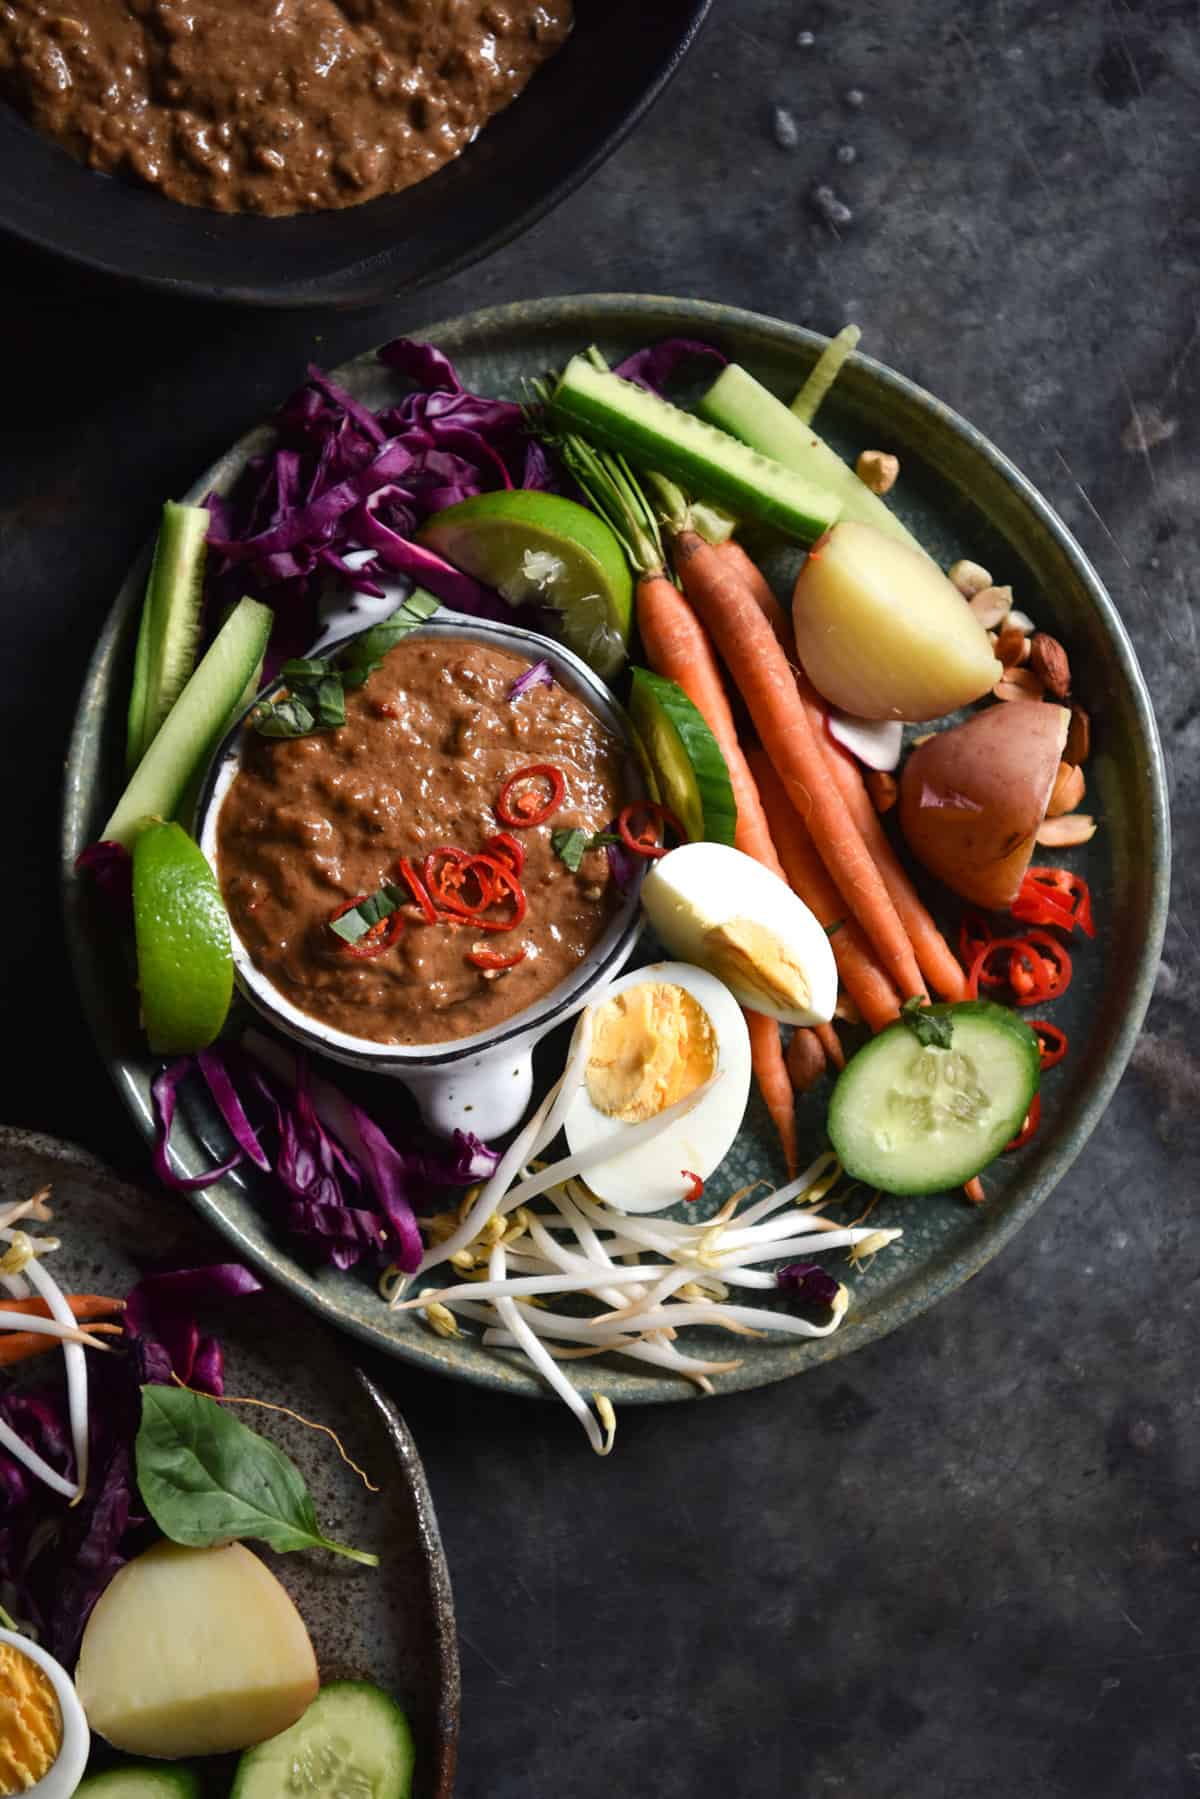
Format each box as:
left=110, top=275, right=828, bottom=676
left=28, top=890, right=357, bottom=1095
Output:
left=217, top=636, right=628, bottom=1047
left=0, top=0, right=572, bottom=215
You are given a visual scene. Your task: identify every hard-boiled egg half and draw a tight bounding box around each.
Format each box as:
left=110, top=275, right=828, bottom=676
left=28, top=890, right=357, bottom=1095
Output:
left=0, top=1628, right=89, bottom=1798
left=562, top=962, right=751, bottom=1213
left=641, top=843, right=838, bottom=1026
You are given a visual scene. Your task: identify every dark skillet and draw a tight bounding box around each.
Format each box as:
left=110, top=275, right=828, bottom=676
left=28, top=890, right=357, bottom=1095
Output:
left=0, top=0, right=711, bottom=310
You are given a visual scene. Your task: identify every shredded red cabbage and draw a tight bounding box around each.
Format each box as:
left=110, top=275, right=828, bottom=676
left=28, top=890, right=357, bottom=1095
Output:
left=203, top=335, right=556, bottom=644
left=612, top=338, right=728, bottom=395
left=508, top=658, right=554, bottom=700
left=124, top=1264, right=264, bottom=1397
left=0, top=1261, right=260, bottom=1659
left=151, top=1044, right=498, bottom=1277
left=777, top=1263, right=841, bottom=1308
left=152, top=1060, right=245, bottom=1192
left=74, top=840, right=134, bottom=921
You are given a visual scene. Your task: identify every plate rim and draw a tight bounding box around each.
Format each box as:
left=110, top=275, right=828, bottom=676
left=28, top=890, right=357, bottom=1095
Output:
left=0, top=1124, right=461, bottom=1799
left=62, top=292, right=1171, bottom=1404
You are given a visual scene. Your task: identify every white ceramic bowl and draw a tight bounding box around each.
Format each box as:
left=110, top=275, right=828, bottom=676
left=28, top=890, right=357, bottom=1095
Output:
left=197, top=613, right=645, bottom=1140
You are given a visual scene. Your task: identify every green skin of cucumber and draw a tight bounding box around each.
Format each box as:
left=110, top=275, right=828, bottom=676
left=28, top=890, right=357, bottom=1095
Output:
left=550, top=356, right=841, bottom=544
left=697, top=363, right=930, bottom=557
left=230, top=1680, right=415, bottom=1799
left=105, top=596, right=273, bottom=849
left=76, top=1767, right=201, bottom=1799
left=628, top=667, right=737, bottom=847
left=828, top=1001, right=1041, bottom=1195
left=126, top=502, right=211, bottom=775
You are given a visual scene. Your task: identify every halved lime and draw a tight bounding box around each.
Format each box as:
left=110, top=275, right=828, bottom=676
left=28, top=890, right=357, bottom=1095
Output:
left=416, top=490, right=633, bottom=677
left=132, top=821, right=233, bottom=1053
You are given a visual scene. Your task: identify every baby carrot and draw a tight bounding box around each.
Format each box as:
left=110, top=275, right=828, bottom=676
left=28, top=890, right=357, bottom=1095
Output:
left=794, top=673, right=968, bottom=1001
left=672, top=529, right=926, bottom=998
left=749, top=749, right=903, bottom=1033
left=714, top=540, right=794, bottom=653
left=636, top=572, right=786, bottom=879
left=744, top=1008, right=799, bottom=1178
left=0, top=1295, right=125, bottom=1322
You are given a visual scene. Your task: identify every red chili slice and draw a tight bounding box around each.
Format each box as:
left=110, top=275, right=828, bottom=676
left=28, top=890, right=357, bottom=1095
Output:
left=1014, top=867, right=1096, bottom=939
left=328, top=894, right=403, bottom=960
left=959, top=912, right=1001, bottom=985
left=617, top=802, right=687, bottom=860
left=1029, top=1020, right=1068, bottom=1070
left=495, top=763, right=566, bottom=828
left=681, top=1170, right=705, bottom=1204
left=395, top=856, right=439, bottom=926
left=1006, top=1092, right=1042, bottom=1151
left=1019, top=930, right=1073, bottom=1002
left=467, top=947, right=527, bottom=971
left=466, top=856, right=528, bottom=932
left=485, top=832, right=526, bottom=877
left=424, top=848, right=495, bottom=917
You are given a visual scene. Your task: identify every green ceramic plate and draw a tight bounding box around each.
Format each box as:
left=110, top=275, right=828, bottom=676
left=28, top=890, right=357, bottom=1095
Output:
left=62, top=296, right=1169, bottom=1408
left=0, top=1128, right=458, bottom=1798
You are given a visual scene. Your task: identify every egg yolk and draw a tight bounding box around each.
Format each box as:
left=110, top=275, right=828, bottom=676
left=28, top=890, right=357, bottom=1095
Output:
left=586, top=982, right=717, bottom=1123
left=702, top=919, right=812, bottom=1013
left=0, top=1644, right=62, bottom=1794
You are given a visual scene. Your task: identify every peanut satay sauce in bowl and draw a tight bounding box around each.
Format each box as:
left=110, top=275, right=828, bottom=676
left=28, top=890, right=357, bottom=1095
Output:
left=214, top=632, right=635, bottom=1054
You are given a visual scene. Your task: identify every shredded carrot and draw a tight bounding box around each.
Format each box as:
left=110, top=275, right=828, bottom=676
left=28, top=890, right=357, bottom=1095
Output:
left=749, top=749, right=902, bottom=1032
left=815, top=1021, right=845, bottom=1070
left=963, top=1177, right=986, bottom=1205
left=673, top=530, right=927, bottom=1001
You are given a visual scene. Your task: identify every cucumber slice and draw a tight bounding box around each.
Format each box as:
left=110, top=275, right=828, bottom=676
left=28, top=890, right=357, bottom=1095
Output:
left=628, top=667, right=736, bottom=846
left=231, top=1681, right=415, bottom=1799
left=828, top=1001, right=1040, bottom=1195
left=697, top=365, right=929, bottom=557
left=77, top=1767, right=201, bottom=1799
left=550, top=356, right=840, bottom=544
left=126, top=502, right=211, bottom=774
left=103, top=597, right=273, bottom=849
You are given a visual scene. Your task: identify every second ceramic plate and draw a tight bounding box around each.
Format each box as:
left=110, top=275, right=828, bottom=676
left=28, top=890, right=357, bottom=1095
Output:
left=0, top=1128, right=459, bottom=1796
left=62, top=295, right=1168, bottom=1405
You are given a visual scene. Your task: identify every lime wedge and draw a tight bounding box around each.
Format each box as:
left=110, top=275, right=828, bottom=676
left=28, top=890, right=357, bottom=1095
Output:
left=132, top=821, right=233, bottom=1053
left=416, top=490, right=633, bottom=677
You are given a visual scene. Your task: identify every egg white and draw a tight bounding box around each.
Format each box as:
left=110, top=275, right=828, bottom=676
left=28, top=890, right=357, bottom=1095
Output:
left=641, top=843, right=838, bottom=1026
left=0, top=1628, right=90, bottom=1799
left=562, top=961, right=751, bottom=1213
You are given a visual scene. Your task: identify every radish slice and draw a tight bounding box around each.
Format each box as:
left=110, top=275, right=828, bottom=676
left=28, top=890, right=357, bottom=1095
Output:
left=827, top=711, right=904, bottom=771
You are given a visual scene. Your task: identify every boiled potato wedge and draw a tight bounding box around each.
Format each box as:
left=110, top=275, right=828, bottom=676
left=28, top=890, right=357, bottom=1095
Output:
left=792, top=520, right=1003, bottom=720
left=76, top=1541, right=318, bottom=1759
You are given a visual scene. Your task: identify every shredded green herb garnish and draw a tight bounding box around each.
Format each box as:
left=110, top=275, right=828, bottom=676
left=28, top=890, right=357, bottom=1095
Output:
left=551, top=826, right=620, bottom=872
left=328, top=883, right=405, bottom=944
left=251, top=591, right=440, bottom=739
left=899, top=997, right=954, bottom=1049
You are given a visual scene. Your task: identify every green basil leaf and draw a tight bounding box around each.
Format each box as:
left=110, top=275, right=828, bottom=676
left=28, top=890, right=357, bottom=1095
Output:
left=135, top=1386, right=378, bottom=1567
left=340, top=591, right=441, bottom=685
left=551, top=827, right=590, bottom=873
left=253, top=695, right=318, bottom=738
left=899, top=997, right=954, bottom=1049
left=314, top=677, right=346, bottom=729
left=281, top=657, right=335, bottom=680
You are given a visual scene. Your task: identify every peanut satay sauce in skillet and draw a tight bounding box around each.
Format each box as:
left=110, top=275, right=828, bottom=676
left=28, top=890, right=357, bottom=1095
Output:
left=0, top=0, right=572, bottom=216
left=217, top=638, right=628, bottom=1047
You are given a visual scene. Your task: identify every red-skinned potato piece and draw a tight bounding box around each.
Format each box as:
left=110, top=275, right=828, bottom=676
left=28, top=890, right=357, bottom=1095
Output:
left=899, top=701, right=1070, bottom=909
